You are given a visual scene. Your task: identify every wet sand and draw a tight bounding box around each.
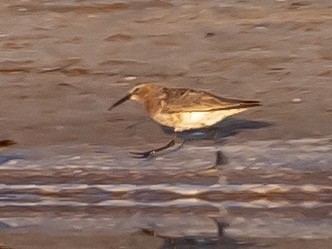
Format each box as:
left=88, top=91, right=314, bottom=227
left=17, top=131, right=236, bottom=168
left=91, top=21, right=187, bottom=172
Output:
left=0, top=0, right=331, bottom=248
left=0, top=0, right=331, bottom=147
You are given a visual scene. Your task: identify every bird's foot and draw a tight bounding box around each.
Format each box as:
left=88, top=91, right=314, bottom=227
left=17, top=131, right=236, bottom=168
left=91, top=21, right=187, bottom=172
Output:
left=129, top=139, right=180, bottom=159
left=129, top=150, right=157, bottom=159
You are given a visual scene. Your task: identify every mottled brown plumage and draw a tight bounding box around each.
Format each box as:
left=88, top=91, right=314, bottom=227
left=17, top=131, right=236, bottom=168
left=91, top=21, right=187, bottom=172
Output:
left=110, top=83, right=261, bottom=132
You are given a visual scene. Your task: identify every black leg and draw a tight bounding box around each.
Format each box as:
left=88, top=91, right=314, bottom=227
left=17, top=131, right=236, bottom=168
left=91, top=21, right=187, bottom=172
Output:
left=215, top=150, right=228, bottom=166
left=200, top=150, right=228, bottom=171
left=129, top=139, right=178, bottom=159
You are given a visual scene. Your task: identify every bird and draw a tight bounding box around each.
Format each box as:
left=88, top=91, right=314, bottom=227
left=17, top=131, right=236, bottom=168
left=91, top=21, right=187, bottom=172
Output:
left=109, top=83, right=261, bottom=158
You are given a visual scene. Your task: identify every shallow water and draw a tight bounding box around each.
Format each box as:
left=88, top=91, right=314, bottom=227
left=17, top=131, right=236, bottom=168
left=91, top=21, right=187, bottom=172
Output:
left=0, top=138, right=331, bottom=248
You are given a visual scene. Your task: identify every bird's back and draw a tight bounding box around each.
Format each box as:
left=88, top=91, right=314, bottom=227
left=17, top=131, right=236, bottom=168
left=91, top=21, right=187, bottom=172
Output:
left=150, top=87, right=261, bottom=131
left=159, top=87, right=261, bottom=113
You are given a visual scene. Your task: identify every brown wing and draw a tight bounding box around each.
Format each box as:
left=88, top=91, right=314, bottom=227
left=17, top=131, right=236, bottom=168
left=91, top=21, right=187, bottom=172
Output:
left=159, top=87, right=261, bottom=113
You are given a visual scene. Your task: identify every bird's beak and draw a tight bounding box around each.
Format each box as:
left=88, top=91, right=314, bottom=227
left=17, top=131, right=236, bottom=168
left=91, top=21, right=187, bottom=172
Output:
left=108, top=93, right=132, bottom=111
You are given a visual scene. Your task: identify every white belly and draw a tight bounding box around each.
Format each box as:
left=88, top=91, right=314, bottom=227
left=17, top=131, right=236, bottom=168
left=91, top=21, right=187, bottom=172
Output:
left=153, top=109, right=246, bottom=132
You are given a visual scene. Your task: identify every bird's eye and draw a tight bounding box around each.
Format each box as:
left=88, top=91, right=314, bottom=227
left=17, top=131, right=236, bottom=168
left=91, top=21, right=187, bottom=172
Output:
left=159, top=87, right=166, bottom=94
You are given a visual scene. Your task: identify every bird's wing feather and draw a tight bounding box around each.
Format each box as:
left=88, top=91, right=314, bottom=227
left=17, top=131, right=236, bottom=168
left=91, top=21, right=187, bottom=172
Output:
left=159, top=88, right=261, bottom=113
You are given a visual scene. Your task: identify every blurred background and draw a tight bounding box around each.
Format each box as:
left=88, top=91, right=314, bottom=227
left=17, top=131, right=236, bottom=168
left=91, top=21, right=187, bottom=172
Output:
left=0, top=0, right=331, bottom=248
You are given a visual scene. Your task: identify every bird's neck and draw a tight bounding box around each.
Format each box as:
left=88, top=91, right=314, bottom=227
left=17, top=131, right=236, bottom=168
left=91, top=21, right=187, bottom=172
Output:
left=139, top=95, right=160, bottom=116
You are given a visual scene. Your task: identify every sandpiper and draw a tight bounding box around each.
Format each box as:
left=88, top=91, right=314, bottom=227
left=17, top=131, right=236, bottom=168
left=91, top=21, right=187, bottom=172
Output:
left=109, top=83, right=261, bottom=158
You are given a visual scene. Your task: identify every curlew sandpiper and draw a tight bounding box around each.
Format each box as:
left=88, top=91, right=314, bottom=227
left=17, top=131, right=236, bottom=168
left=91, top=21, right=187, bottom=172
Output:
left=109, top=83, right=261, bottom=158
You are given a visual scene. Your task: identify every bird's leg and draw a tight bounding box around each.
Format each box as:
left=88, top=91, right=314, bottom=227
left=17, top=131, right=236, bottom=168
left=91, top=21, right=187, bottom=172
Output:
left=201, top=150, right=228, bottom=171
left=215, top=151, right=228, bottom=166
left=129, top=139, right=176, bottom=159
left=129, top=137, right=184, bottom=159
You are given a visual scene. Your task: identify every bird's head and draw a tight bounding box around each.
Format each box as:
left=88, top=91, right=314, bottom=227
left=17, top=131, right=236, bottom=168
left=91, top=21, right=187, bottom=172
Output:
left=108, top=83, right=163, bottom=110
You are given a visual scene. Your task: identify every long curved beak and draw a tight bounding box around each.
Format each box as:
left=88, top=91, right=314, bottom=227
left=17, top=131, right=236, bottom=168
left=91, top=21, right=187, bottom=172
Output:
left=108, top=93, right=132, bottom=111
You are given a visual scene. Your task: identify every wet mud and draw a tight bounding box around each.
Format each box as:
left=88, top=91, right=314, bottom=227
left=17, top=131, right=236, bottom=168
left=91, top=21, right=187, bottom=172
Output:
left=0, top=0, right=331, bottom=248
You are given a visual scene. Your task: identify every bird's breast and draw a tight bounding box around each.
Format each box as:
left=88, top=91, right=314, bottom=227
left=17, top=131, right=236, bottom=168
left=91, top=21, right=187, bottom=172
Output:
left=152, top=108, right=246, bottom=131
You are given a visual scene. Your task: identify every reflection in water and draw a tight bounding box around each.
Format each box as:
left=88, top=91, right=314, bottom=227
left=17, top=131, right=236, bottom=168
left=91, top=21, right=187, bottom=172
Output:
left=140, top=218, right=267, bottom=249
left=0, top=155, right=25, bottom=166
left=0, top=221, right=11, bottom=230
left=0, top=140, right=330, bottom=248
